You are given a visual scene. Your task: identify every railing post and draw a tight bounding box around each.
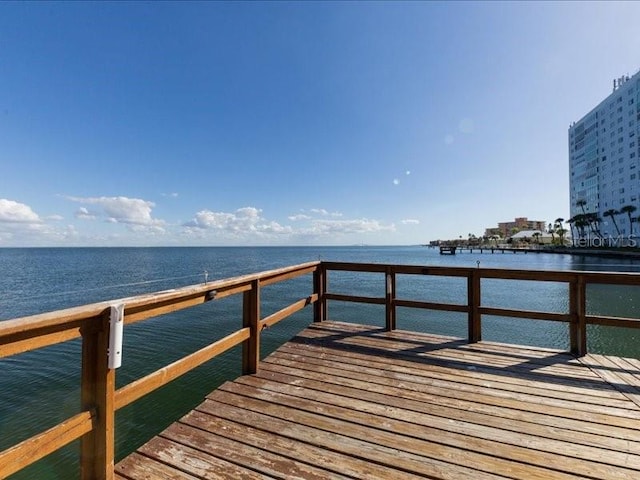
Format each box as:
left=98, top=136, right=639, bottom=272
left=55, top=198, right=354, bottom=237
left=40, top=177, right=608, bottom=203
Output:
left=80, top=311, right=115, bottom=480
left=468, top=269, right=481, bottom=343
left=385, top=267, right=396, bottom=331
left=313, top=264, right=326, bottom=323
left=570, top=276, right=587, bottom=356
left=242, top=279, right=260, bottom=374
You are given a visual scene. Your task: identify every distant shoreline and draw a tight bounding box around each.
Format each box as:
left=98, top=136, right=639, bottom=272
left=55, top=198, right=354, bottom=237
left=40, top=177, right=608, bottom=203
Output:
left=538, top=247, right=640, bottom=259
left=425, top=244, right=640, bottom=259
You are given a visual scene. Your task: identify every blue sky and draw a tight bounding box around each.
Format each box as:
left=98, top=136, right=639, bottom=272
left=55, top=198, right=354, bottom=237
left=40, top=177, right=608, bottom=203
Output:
left=1, top=1, right=639, bottom=246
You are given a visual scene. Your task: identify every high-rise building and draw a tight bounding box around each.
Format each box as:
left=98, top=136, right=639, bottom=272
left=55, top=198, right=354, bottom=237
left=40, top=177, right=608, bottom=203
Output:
left=569, top=70, right=640, bottom=239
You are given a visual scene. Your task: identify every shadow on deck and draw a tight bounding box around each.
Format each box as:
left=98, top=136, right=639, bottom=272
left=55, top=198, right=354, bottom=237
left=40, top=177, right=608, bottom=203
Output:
left=116, top=321, right=640, bottom=480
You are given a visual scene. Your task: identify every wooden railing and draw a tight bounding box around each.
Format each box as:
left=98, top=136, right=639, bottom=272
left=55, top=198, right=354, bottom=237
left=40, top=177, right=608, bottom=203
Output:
left=2, top=261, right=640, bottom=479
left=0, top=261, right=320, bottom=480
left=319, top=262, right=640, bottom=356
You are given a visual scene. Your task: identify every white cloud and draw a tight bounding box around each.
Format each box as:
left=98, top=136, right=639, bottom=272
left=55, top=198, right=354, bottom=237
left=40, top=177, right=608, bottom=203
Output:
left=406, top=170, right=411, bottom=176
left=75, top=207, right=96, bottom=220
left=288, top=214, right=312, bottom=221
left=306, top=218, right=395, bottom=235
left=183, top=206, right=291, bottom=237
left=301, top=208, right=342, bottom=218
left=182, top=206, right=392, bottom=244
left=0, top=197, right=396, bottom=246
left=0, top=199, right=41, bottom=224
left=393, top=179, right=400, bottom=185
left=162, top=192, right=179, bottom=198
left=0, top=199, right=80, bottom=246
left=66, top=196, right=164, bottom=228
left=310, top=208, right=329, bottom=216
left=401, top=219, right=420, bottom=225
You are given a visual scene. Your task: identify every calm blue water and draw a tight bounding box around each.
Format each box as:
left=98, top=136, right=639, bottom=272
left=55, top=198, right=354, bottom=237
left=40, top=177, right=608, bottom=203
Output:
left=1, top=246, right=640, bottom=479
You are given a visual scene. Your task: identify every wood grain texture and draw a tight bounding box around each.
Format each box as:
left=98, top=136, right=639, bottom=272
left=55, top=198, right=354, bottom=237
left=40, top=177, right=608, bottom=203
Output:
left=117, top=321, right=640, bottom=479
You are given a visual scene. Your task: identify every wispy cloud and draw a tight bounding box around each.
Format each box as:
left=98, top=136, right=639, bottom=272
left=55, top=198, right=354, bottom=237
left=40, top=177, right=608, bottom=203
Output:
left=305, top=208, right=342, bottom=217
left=75, top=207, right=96, bottom=220
left=401, top=219, right=420, bottom=225
left=303, top=218, right=395, bottom=235
left=288, top=214, right=312, bottom=221
left=310, top=208, right=329, bottom=216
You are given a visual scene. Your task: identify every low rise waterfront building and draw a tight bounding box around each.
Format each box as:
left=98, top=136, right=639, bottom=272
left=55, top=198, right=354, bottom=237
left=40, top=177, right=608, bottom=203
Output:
left=484, top=217, right=547, bottom=238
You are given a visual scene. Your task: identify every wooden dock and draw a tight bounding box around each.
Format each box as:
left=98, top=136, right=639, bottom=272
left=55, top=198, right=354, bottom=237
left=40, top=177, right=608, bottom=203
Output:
left=6, top=261, right=640, bottom=480
left=439, top=245, right=457, bottom=255
left=115, top=321, right=640, bottom=480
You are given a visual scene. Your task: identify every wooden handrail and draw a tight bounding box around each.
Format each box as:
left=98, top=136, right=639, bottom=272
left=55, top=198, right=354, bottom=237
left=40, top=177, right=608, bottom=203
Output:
left=114, top=328, right=251, bottom=410
left=0, top=261, right=321, bottom=357
left=2, top=259, right=640, bottom=480
left=320, top=261, right=640, bottom=336
left=0, top=410, right=94, bottom=479
left=0, top=261, right=319, bottom=480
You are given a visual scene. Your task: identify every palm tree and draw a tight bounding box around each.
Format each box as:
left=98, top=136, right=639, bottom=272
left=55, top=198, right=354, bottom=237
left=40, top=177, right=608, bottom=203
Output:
left=576, top=199, right=587, bottom=215
left=532, top=232, right=541, bottom=245
left=620, top=205, right=637, bottom=236
left=567, top=216, right=577, bottom=246
left=556, top=228, right=568, bottom=245
left=594, top=214, right=604, bottom=239
left=575, top=200, right=599, bottom=239
left=585, top=212, right=603, bottom=239
left=554, top=218, right=565, bottom=245
left=603, top=209, right=621, bottom=237
left=574, top=215, right=588, bottom=242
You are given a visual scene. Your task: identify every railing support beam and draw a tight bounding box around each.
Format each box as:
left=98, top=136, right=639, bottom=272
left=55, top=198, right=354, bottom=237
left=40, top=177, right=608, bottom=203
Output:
left=80, top=311, right=115, bottom=480
left=468, top=270, right=481, bottom=343
left=570, top=277, right=587, bottom=356
left=242, top=280, right=260, bottom=374
left=385, top=268, right=396, bottom=331
left=314, top=265, right=326, bottom=322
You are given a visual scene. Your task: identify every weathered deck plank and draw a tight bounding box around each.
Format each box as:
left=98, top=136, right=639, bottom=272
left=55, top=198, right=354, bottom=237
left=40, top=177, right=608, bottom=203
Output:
left=116, top=321, right=640, bottom=480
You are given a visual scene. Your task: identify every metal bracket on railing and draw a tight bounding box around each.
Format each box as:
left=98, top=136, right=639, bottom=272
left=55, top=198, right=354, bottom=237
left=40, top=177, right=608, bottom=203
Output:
left=206, top=290, right=217, bottom=301
left=108, top=303, right=124, bottom=369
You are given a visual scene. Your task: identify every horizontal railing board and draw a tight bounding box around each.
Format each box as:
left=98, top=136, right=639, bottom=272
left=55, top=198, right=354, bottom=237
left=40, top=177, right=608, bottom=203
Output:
left=478, top=307, right=571, bottom=323
left=324, top=293, right=385, bottom=305
left=395, top=298, right=469, bottom=313
left=260, top=294, right=317, bottom=330
left=0, top=261, right=319, bottom=345
left=115, top=328, right=250, bottom=410
left=0, top=409, right=94, bottom=478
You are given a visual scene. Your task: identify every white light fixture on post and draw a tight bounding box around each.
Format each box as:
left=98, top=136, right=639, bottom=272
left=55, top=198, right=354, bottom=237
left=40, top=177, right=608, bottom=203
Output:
left=108, top=303, right=124, bottom=369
